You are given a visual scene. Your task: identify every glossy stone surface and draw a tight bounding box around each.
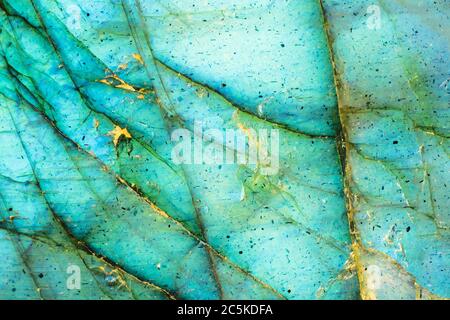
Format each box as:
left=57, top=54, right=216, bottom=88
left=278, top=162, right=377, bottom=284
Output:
left=322, top=0, right=449, bottom=299
left=0, top=0, right=447, bottom=299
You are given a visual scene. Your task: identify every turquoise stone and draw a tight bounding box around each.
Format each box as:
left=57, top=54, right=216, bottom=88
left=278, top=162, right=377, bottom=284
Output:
left=0, top=0, right=447, bottom=299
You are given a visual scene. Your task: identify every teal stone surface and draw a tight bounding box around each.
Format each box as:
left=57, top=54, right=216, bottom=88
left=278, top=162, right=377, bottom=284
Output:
left=322, top=0, right=449, bottom=299
left=0, top=0, right=448, bottom=299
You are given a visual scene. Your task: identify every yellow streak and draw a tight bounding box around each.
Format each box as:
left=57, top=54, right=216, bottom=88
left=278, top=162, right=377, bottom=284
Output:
left=108, top=125, right=132, bottom=146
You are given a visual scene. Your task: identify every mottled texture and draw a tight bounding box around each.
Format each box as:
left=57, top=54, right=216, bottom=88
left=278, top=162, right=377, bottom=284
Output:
left=322, top=0, right=450, bottom=299
left=0, top=0, right=448, bottom=300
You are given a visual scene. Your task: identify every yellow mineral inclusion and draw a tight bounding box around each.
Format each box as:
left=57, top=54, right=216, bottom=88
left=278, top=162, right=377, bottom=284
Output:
left=116, top=83, right=136, bottom=91
left=236, top=121, right=259, bottom=149
left=149, top=202, right=170, bottom=218
left=108, top=125, right=132, bottom=146
left=99, top=79, right=111, bottom=85
left=132, top=53, right=144, bottom=65
left=99, top=71, right=137, bottom=92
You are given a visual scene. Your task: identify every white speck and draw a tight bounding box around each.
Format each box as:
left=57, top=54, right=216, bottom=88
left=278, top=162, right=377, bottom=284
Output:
left=257, top=104, right=264, bottom=116
left=240, top=185, right=246, bottom=201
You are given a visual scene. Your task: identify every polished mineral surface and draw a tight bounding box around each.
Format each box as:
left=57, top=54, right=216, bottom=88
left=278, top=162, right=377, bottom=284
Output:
left=0, top=0, right=448, bottom=299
